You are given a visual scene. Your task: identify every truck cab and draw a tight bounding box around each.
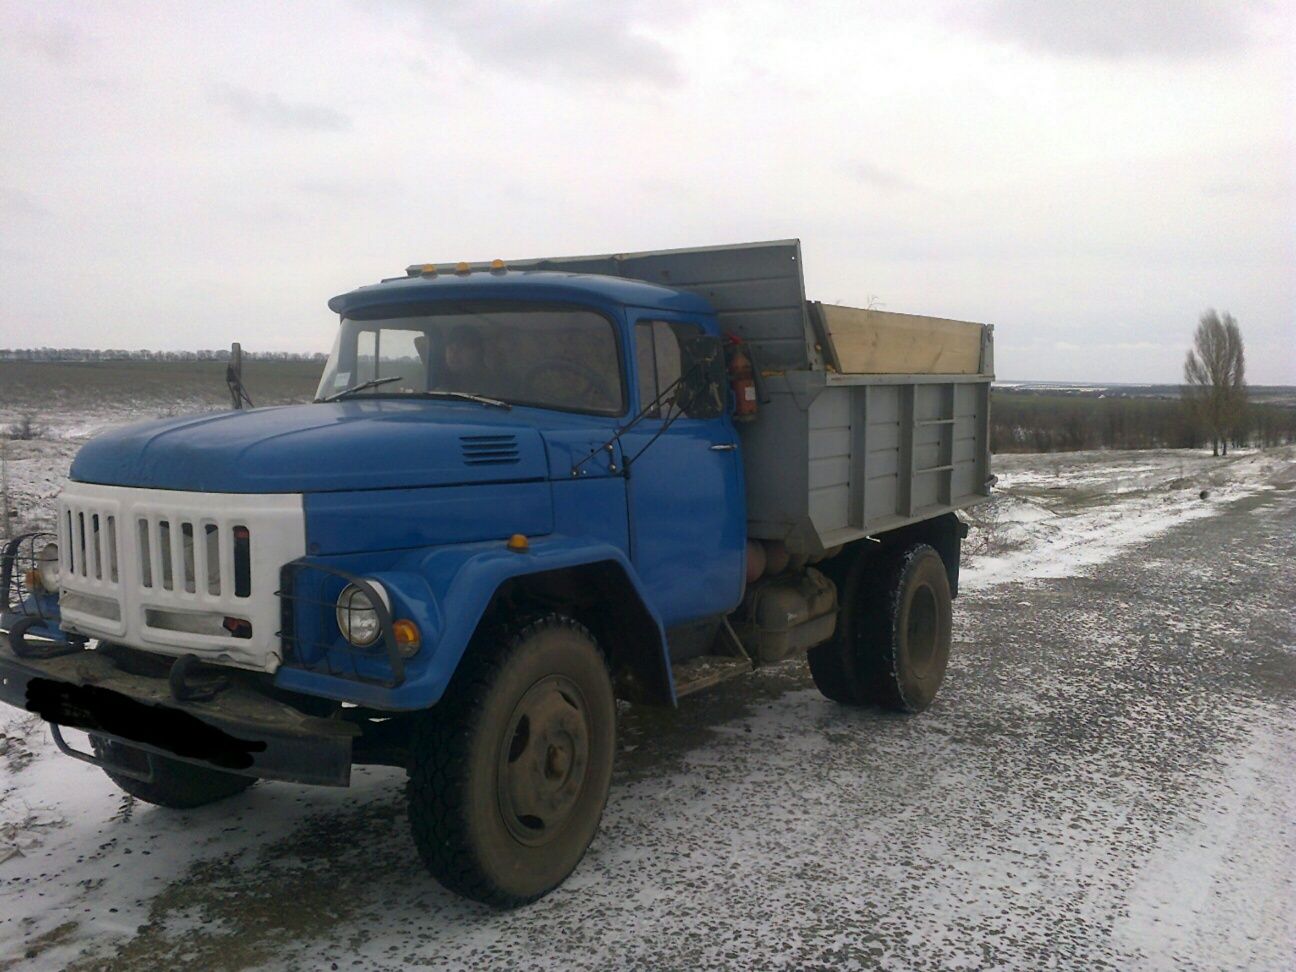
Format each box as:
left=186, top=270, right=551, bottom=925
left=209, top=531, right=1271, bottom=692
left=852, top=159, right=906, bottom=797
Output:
left=1, top=240, right=993, bottom=907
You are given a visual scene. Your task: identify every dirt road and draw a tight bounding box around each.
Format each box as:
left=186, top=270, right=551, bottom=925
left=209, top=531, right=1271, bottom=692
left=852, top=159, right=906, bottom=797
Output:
left=3, top=488, right=1293, bottom=970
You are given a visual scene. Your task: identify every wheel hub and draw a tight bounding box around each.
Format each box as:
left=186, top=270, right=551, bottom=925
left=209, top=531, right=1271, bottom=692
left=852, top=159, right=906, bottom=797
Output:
left=498, top=675, right=591, bottom=845
left=906, top=583, right=939, bottom=677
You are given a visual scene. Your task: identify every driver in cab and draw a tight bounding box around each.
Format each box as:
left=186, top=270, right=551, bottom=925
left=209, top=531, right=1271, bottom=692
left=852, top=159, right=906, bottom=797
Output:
left=439, top=326, right=493, bottom=394
left=419, top=321, right=616, bottom=412
left=414, top=326, right=506, bottom=401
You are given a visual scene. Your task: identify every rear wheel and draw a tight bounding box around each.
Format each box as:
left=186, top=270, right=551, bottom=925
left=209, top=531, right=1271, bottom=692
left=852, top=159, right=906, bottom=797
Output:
left=406, top=615, right=616, bottom=908
left=808, top=543, right=953, bottom=712
left=90, top=736, right=256, bottom=809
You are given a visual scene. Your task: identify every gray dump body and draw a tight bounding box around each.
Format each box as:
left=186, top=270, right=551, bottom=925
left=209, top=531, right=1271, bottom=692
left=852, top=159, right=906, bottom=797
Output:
left=412, top=240, right=994, bottom=556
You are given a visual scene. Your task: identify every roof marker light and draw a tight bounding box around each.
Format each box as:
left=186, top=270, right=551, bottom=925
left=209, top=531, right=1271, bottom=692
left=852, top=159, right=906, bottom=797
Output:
left=455, top=261, right=471, bottom=275
left=490, top=259, right=507, bottom=272
left=418, top=264, right=438, bottom=276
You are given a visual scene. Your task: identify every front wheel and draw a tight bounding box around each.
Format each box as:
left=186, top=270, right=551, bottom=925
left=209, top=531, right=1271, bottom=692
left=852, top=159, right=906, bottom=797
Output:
left=406, top=615, right=616, bottom=908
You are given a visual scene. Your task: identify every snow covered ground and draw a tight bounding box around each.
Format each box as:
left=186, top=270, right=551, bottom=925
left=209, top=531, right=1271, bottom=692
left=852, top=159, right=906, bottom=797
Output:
left=960, top=447, right=1296, bottom=589
left=1, top=423, right=1293, bottom=970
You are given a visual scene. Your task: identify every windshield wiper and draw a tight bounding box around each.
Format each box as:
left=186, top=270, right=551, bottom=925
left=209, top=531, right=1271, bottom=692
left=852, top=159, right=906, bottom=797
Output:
left=321, top=378, right=511, bottom=408
left=320, top=375, right=404, bottom=402
left=419, top=390, right=511, bottom=409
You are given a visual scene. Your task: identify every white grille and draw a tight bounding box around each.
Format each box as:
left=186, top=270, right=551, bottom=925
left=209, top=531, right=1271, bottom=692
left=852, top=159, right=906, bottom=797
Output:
left=57, top=483, right=306, bottom=672
left=62, top=507, right=122, bottom=589
left=133, top=518, right=245, bottom=598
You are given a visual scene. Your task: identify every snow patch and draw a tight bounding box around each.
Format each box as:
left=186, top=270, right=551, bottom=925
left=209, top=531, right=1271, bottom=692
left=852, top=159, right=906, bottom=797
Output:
left=961, top=447, right=1294, bottom=590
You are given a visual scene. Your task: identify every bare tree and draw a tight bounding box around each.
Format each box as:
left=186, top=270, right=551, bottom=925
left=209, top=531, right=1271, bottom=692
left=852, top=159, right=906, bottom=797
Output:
left=1182, top=309, right=1246, bottom=456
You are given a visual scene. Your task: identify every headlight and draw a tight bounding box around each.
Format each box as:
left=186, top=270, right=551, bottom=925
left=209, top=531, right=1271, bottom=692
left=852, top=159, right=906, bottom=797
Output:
left=36, top=543, right=60, bottom=592
left=335, top=581, right=388, bottom=648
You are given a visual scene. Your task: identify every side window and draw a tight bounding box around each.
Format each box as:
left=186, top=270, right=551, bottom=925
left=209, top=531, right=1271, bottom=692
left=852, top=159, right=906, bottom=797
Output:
left=634, top=320, right=702, bottom=418
left=634, top=322, right=658, bottom=414
left=653, top=321, right=684, bottom=395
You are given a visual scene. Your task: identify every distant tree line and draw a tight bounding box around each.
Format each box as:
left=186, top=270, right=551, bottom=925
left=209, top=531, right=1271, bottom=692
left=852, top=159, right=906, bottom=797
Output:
left=991, top=390, right=1296, bottom=454
left=0, top=348, right=328, bottom=362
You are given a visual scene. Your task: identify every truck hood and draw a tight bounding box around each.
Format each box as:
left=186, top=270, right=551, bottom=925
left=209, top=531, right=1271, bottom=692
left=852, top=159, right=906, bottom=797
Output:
left=69, top=402, right=549, bottom=493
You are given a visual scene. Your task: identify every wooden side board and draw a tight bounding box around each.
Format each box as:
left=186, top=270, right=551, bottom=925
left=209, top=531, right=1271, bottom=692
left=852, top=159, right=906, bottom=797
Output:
left=817, top=304, right=985, bottom=375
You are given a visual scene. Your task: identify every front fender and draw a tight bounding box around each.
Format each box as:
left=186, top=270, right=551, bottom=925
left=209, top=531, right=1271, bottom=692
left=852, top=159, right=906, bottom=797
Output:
left=273, top=535, right=670, bottom=710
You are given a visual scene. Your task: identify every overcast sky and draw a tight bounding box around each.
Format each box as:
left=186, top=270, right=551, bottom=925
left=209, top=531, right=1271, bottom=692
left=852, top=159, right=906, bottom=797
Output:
left=2, top=0, right=1292, bottom=382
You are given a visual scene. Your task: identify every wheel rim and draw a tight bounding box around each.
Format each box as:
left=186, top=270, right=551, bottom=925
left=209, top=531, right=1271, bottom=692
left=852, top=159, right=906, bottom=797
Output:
left=496, top=674, right=592, bottom=846
left=906, top=583, right=939, bottom=677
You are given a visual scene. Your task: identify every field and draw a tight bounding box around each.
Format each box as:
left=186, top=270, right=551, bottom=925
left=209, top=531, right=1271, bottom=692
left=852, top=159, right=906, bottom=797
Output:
left=1, top=364, right=1294, bottom=970
left=1, top=360, right=322, bottom=536
left=0, top=360, right=323, bottom=439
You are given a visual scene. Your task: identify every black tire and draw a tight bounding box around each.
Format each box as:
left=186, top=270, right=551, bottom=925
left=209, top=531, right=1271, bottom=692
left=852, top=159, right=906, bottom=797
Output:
left=407, top=615, right=616, bottom=908
left=89, top=736, right=256, bottom=809
left=808, top=543, right=953, bottom=713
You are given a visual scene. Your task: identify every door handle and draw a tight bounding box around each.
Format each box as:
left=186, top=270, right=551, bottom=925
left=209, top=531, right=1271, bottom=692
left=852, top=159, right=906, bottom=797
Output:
left=710, top=443, right=737, bottom=451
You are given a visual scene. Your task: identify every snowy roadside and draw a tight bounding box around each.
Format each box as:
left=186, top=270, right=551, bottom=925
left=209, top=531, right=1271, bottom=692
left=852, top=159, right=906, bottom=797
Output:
left=1, top=407, right=205, bottom=537
left=1, top=438, right=81, bottom=537
left=959, top=446, right=1295, bottom=590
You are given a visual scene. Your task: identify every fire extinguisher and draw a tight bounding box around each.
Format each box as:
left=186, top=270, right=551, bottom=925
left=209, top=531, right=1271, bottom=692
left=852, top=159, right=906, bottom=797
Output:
left=725, top=333, right=758, bottom=421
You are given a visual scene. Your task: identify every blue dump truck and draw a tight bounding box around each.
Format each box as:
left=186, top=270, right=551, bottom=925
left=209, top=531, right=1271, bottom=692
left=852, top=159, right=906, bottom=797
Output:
left=0, top=240, right=993, bottom=906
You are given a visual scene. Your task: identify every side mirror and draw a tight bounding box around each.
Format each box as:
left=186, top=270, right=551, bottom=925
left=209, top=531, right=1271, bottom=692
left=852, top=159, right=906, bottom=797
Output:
left=676, top=335, right=726, bottom=419
left=227, top=342, right=253, bottom=409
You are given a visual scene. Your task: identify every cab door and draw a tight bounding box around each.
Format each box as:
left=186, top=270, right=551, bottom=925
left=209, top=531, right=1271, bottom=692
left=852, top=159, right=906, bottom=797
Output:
left=620, top=314, right=746, bottom=628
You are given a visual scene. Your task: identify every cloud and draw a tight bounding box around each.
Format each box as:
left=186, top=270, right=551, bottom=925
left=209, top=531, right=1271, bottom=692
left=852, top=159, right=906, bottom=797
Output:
left=844, top=160, right=917, bottom=192
left=426, top=0, right=685, bottom=86
left=973, top=0, right=1259, bottom=59
left=0, top=187, right=49, bottom=218
left=24, top=21, right=82, bottom=64
left=294, top=179, right=390, bottom=205
left=1200, top=179, right=1257, bottom=197
left=296, top=179, right=359, bottom=198
left=209, top=85, right=351, bottom=132
left=1054, top=340, right=1168, bottom=352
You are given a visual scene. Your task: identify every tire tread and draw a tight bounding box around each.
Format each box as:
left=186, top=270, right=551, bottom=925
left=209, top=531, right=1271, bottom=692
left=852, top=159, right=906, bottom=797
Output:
left=808, top=543, right=951, bottom=713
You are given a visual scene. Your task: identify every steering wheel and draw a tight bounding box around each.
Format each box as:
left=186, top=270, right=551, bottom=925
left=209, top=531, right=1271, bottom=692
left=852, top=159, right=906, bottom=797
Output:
left=524, top=360, right=612, bottom=408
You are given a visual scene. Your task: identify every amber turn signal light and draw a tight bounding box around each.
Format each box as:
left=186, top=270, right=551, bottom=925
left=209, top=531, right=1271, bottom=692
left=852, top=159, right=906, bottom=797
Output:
left=506, top=534, right=530, bottom=552
left=393, top=619, right=421, bottom=657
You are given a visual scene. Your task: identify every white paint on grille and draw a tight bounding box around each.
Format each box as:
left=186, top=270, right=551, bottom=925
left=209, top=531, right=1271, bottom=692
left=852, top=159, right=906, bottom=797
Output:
left=56, top=483, right=306, bottom=672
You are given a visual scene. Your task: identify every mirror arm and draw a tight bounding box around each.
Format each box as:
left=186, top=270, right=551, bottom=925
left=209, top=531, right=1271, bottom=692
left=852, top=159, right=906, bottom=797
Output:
left=226, top=342, right=253, bottom=410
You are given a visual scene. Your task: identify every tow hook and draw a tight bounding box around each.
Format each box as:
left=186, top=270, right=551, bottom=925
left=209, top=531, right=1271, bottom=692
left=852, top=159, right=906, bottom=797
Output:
left=168, top=653, right=231, bottom=703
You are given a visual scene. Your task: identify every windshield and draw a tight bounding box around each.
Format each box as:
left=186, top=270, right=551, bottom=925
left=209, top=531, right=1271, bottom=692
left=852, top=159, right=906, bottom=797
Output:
left=316, top=302, right=624, bottom=415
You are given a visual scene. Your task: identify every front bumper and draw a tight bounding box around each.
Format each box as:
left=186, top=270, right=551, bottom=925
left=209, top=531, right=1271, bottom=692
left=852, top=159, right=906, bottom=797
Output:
left=0, top=642, right=358, bottom=786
